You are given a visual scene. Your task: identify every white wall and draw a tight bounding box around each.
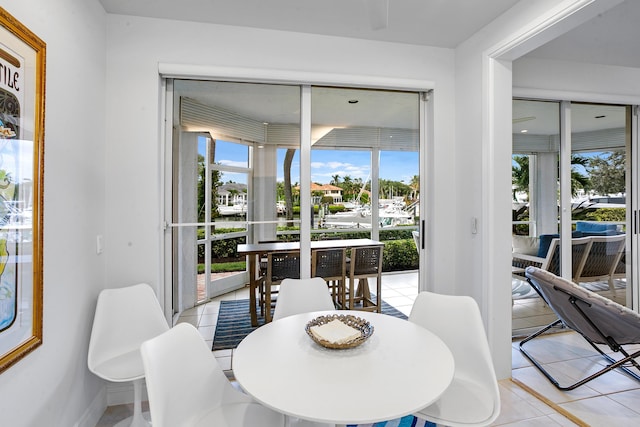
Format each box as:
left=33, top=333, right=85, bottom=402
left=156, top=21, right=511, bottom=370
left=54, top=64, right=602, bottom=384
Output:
left=103, top=15, right=458, bottom=310
left=453, top=0, right=625, bottom=378
left=0, top=1, right=108, bottom=426
left=2, top=2, right=635, bottom=424
left=103, top=2, right=628, bottom=387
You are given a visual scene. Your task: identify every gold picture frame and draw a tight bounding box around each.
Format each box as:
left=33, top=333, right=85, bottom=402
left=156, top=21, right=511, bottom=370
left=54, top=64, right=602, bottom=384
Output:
left=0, top=7, right=45, bottom=374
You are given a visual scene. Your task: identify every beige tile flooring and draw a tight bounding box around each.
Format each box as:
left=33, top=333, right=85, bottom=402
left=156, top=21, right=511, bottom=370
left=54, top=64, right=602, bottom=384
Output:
left=510, top=280, right=639, bottom=427
left=97, top=273, right=639, bottom=426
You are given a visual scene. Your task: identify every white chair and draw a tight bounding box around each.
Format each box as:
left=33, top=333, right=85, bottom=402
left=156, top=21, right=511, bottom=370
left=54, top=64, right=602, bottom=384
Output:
left=409, top=292, right=500, bottom=427
left=412, top=230, right=420, bottom=253
left=272, top=277, right=336, bottom=321
left=140, top=323, right=286, bottom=427
left=88, top=283, right=169, bottom=427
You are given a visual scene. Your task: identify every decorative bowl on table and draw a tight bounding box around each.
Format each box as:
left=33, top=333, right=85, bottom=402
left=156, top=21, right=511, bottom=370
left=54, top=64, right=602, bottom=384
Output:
left=305, top=314, right=374, bottom=349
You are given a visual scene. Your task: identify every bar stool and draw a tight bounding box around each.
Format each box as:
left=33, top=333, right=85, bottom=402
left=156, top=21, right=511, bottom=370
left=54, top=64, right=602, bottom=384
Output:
left=264, top=251, right=300, bottom=322
left=257, top=240, right=280, bottom=317
left=311, top=247, right=346, bottom=305
left=342, top=245, right=383, bottom=312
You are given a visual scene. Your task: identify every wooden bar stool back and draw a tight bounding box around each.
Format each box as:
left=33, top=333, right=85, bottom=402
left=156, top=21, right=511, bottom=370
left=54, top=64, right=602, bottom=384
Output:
left=344, top=245, right=383, bottom=312
left=311, top=247, right=346, bottom=304
left=265, top=251, right=300, bottom=322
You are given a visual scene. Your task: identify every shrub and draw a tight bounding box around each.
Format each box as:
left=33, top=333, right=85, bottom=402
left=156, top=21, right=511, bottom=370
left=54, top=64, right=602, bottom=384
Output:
left=382, top=238, right=418, bottom=272
left=584, top=207, right=625, bottom=222
left=328, top=205, right=346, bottom=214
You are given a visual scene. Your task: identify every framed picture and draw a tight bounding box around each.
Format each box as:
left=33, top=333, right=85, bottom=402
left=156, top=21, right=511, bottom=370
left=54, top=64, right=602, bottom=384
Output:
left=0, top=7, right=45, bottom=374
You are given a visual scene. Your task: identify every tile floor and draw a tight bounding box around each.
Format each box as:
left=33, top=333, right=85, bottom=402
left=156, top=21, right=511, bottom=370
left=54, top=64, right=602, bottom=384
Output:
left=97, top=273, right=639, bottom=426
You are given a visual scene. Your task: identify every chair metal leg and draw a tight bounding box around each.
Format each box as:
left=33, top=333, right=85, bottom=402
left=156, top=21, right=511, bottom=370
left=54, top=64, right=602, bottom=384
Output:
left=520, top=320, right=640, bottom=390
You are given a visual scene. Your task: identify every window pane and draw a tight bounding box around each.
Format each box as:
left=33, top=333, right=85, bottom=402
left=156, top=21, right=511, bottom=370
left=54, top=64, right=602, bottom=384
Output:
left=310, top=86, right=419, bottom=246
left=571, top=103, right=627, bottom=306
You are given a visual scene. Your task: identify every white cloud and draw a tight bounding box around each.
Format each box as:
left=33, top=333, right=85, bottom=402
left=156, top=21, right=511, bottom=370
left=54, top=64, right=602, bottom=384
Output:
left=219, top=160, right=247, bottom=168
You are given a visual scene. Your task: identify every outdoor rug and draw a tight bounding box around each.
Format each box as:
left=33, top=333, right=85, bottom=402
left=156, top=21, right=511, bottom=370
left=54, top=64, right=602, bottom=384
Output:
left=512, top=277, right=539, bottom=300
left=348, top=415, right=435, bottom=427
left=212, top=298, right=408, bottom=351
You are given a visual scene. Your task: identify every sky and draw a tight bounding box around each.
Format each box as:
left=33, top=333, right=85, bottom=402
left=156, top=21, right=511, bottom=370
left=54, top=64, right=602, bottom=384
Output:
left=283, top=149, right=419, bottom=185
left=204, top=138, right=419, bottom=186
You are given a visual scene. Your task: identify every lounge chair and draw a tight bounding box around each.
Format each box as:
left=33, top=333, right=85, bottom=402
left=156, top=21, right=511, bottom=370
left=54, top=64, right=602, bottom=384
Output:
left=574, top=234, right=625, bottom=291
left=512, top=236, right=591, bottom=281
left=522, top=266, right=640, bottom=390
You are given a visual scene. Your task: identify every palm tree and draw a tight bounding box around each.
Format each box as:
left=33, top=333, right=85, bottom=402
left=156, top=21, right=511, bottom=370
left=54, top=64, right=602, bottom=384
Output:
left=342, top=175, right=353, bottom=200
left=513, top=154, right=591, bottom=200
left=284, top=149, right=296, bottom=226
left=512, top=156, right=529, bottom=201
left=570, top=155, right=591, bottom=197
left=331, top=174, right=340, bottom=186
left=409, top=175, right=419, bottom=200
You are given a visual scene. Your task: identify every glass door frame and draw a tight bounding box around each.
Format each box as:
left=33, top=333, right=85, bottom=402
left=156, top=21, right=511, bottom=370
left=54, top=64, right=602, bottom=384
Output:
left=162, top=74, right=433, bottom=317
left=632, top=105, right=640, bottom=311
left=202, top=134, right=254, bottom=301
left=513, top=98, right=636, bottom=311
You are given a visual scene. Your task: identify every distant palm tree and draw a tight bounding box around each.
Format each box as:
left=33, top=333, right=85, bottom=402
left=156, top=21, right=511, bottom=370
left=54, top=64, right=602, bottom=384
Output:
left=570, top=155, right=591, bottom=197
left=331, top=174, right=340, bottom=186
left=512, top=154, right=591, bottom=199
left=512, top=156, right=529, bottom=201
left=284, top=149, right=296, bottom=226
left=409, top=175, right=419, bottom=200
left=342, top=175, right=353, bottom=200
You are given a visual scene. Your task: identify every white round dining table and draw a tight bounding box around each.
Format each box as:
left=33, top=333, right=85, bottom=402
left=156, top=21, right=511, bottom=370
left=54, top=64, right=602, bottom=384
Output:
left=232, top=310, right=454, bottom=425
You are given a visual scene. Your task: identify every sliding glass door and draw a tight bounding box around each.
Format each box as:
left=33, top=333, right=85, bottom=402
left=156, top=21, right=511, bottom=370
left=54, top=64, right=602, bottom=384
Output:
left=512, top=99, right=632, bottom=336
left=167, top=80, right=425, bottom=313
left=171, top=81, right=300, bottom=306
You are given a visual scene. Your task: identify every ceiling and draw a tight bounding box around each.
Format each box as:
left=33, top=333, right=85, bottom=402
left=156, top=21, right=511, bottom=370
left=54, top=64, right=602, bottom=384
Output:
left=175, top=81, right=420, bottom=129
left=98, top=0, right=640, bottom=68
left=98, top=0, right=522, bottom=48
left=525, top=0, right=640, bottom=69
left=100, top=0, right=639, bottom=136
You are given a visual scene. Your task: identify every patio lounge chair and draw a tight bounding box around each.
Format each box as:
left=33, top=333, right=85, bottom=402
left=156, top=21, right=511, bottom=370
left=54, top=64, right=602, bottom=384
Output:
left=522, top=266, right=640, bottom=390
left=512, top=236, right=592, bottom=281
left=574, top=234, right=625, bottom=291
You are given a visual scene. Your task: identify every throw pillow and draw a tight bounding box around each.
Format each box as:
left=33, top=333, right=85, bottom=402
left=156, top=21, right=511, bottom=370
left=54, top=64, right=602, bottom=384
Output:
left=512, top=235, right=539, bottom=256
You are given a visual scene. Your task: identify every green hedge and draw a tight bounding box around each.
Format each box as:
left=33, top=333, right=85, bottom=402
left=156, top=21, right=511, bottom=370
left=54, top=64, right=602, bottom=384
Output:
left=583, top=207, right=625, bottom=222
left=382, top=238, right=419, bottom=272
left=196, top=228, right=419, bottom=272
left=197, top=228, right=246, bottom=261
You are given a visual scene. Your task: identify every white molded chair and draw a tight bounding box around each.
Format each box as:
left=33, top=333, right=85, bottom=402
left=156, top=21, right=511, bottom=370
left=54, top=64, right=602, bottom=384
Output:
left=140, top=323, right=286, bottom=427
left=88, top=283, right=169, bottom=427
left=409, top=292, right=500, bottom=427
left=412, top=230, right=420, bottom=253
left=272, top=277, right=336, bottom=321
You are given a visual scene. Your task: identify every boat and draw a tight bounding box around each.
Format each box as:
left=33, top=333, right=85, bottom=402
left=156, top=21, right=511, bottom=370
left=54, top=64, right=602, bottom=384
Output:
left=217, top=203, right=247, bottom=216
left=323, top=203, right=413, bottom=228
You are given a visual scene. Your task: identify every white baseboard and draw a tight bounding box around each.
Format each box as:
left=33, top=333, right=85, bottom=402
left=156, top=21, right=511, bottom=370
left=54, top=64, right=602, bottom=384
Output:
left=73, top=381, right=149, bottom=426
left=74, top=386, right=106, bottom=427
left=106, top=381, right=149, bottom=406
